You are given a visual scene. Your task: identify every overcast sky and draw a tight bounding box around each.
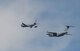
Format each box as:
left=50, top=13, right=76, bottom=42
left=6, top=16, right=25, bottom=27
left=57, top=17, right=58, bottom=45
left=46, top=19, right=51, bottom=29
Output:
left=0, top=0, right=80, bottom=51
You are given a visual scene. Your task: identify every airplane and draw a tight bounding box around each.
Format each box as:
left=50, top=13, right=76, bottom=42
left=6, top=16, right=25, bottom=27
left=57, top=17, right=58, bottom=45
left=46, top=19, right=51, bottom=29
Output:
left=46, top=25, right=74, bottom=37
left=21, top=20, right=37, bottom=28
left=47, top=31, right=71, bottom=37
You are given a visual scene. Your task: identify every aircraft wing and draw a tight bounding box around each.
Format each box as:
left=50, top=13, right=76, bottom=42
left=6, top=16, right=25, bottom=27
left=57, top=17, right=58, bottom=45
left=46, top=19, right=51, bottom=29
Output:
left=21, top=23, right=29, bottom=27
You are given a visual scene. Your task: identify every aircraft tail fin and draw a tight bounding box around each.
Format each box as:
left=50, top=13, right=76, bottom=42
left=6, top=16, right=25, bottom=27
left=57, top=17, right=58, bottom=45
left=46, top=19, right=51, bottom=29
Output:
left=64, top=25, right=75, bottom=31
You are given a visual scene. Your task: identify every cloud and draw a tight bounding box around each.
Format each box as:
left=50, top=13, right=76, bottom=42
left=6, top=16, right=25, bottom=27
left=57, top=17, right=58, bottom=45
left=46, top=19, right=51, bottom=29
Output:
left=0, top=0, right=75, bottom=51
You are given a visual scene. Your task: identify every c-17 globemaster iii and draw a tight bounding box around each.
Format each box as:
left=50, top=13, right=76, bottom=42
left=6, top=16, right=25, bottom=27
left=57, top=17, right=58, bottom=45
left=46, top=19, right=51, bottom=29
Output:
left=47, top=25, right=74, bottom=37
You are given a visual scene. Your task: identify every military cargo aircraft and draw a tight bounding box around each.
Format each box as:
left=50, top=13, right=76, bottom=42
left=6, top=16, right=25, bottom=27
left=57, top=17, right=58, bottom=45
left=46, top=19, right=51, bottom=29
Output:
left=21, top=20, right=37, bottom=28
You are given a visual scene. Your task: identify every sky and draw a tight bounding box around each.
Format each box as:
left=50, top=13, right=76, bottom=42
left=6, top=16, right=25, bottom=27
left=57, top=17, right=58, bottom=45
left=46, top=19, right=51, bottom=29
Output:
left=0, top=0, right=80, bottom=51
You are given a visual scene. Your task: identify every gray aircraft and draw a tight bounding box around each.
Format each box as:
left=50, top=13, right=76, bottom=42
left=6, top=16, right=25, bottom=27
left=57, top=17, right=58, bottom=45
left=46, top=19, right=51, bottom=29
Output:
left=47, top=31, right=71, bottom=37
left=21, top=20, right=37, bottom=28
left=47, top=25, right=73, bottom=37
